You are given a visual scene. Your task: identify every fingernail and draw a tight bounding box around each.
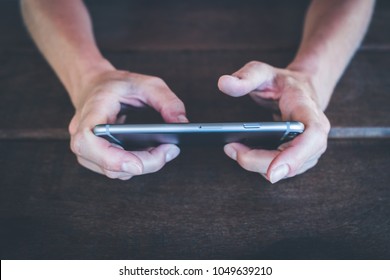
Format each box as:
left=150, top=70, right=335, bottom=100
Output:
left=177, top=114, right=189, bottom=123
left=122, top=162, right=142, bottom=175
left=224, top=145, right=237, bottom=160
left=165, top=146, right=180, bottom=162
left=270, top=164, right=289, bottom=184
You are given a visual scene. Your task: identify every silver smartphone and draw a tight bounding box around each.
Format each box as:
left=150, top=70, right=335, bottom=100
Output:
left=93, top=122, right=304, bottom=149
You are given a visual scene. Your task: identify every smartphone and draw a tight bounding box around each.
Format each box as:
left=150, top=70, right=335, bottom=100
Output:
left=93, top=122, right=304, bottom=150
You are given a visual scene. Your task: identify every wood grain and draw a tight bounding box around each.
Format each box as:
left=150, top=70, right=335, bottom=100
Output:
left=1, top=0, right=389, bottom=52
left=1, top=0, right=389, bottom=261
left=0, top=139, right=389, bottom=259
left=0, top=51, right=389, bottom=130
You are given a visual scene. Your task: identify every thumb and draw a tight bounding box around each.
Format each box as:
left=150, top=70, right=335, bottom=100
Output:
left=218, top=61, right=275, bottom=97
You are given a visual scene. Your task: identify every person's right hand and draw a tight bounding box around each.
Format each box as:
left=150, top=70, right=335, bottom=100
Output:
left=68, top=69, right=188, bottom=180
left=218, top=61, right=331, bottom=183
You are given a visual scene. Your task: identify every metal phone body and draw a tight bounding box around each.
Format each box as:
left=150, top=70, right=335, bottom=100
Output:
left=93, top=122, right=304, bottom=149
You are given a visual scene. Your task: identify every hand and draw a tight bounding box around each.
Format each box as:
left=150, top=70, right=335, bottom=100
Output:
left=68, top=69, right=188, bottom=180
left=218, top=61, right=330, bottom=183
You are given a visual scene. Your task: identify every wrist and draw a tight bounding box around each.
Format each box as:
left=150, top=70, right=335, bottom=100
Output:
left=287, top=56, right=334, bottom=111
left=68, top=57, right=115, bottom=110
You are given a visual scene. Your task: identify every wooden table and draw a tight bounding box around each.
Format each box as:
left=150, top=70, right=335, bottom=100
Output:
left=1, top=0, right=389, bottom=259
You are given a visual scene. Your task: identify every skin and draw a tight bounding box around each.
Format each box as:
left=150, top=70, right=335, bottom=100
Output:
left=21, top=0, right=375, bottom=182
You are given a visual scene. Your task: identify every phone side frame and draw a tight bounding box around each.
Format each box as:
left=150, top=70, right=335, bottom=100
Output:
left=93, top=122, right=304, bottom=147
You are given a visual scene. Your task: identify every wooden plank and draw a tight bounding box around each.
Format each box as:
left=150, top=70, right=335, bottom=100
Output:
left=0, top=53, right=74, bottom=130
left=326, top=51, right=390, bottom=127
left=0, top=0, right=30, bottom=51
left=88, top=0, right=307, bottom=51
left=0, top=0, right=389, bottom=52
left=362, top=0, right=390, bottom=50
left=0, top=50, right=389, bottom=131
left=329, top=127, right=390, bottom=138
left=0, top=129, right=69, bottom=140
left=0, top=139, right=389, bottom=259
left=1, top=0, right=389, bottom=262
left=2, top=127, right=390, bottom=141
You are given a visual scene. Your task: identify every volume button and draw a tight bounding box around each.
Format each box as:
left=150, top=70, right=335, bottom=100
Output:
left=243, top=123, right=260, bottom=129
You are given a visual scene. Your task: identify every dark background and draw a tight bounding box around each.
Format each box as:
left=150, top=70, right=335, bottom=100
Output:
left=0, top=0, right=389, bottom=259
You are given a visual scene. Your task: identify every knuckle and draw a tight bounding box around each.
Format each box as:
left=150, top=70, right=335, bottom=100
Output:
left=282, top=75, right=299, bottom=88
left=103, top=170, right=120, bottom=179
left=68, top=116, right=78, bottom=135
left=146, top=153, right=166, bottom=174
left=101, top=158, right=122, bottom=173
left=288, top=164, right=301, bottom=178
left=76, top=156, right=85, bottom=167
left=319, top=141, right=328, bottom=155
left=314, top=130, right=329, bottom=155
left=162, top=97, right=184, bottom=112
left=148, top=76, right=166, bottom=87
left=311, top=118, right=331, bottom=136
left=172, top=97, right=185, bottom=108
left=323, top=118, right=331, bottom=134
left=246, top=60, right=260, bottom=67
left=236, top=151, right=253, bottom=171
left=70, top=132, right=84, bottom=156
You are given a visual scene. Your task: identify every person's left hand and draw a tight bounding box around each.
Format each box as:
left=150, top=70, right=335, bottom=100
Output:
left=218, top=61, right=330, bottom=183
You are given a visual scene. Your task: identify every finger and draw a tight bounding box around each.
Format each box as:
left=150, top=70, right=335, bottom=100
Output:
left=266, top=92, right=330, bottom=183
left=70, top=105, right=146, bottom=176
left=71, top=130, right=145, bottom=175
left=140, top=79, right=188, bottom=123
left=224, top=143, right=280, bottom=175
left=116, top=114, right=127, bottom=124
left=218, top=61, right=275, bottom=97
left=77, top=157, right=133, bottom=180
left=75, top=136, right=180, bottom=178
left=78, top=98, right=121, bottom=128
left=73, top=92, right=183, bottom=178
left=249, top=93, right=280, bottom=111
left=77, top=143, right=180, bottom=178
left=224, top=133, right=323, bottom=184
left=265, top=158, right=318, bottom=182
left=267, top=126, right=327, bottom=183
left=130, top=144, right=180, bottom=174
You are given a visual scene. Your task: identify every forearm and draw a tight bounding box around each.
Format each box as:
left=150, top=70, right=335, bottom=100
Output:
left=21, top=0, right=113, bottom=108
left=288, top=0, right=375, bottom=109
